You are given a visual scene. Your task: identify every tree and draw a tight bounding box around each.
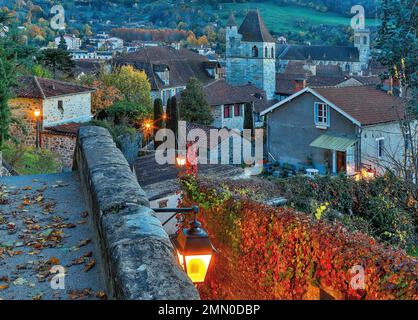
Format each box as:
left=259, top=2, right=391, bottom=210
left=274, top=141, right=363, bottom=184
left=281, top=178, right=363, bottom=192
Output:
left=179, top=77, right=213, bottom=125
left=243, top=102, right=254, bottom=135
left=89, top=80, right=122, bottom=115
left=153, top=98, right=164, bottom=147
left=0, top=12, right=16, bottom=148
left=0, top=51, right=14, bottom=149
left=374, top=0, right=417, bottom=199
left=57, top=34, right=67, bottom=50
left=167, top=96, right=179, bottom=147
left=106, top=100, right=149, bottom=126
left=36, top=48, right=75, bottom=79
left=197, top=35, right=209, bottom=46
left=102, top=65, right=152, bottom=111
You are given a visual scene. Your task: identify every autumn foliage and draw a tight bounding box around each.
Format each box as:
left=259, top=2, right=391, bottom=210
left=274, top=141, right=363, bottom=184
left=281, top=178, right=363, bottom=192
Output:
left=180, top=176, right=418, bottom=300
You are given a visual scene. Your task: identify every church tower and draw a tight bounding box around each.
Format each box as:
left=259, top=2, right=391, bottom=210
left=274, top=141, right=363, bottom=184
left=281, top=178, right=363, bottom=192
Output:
left=354, top=28, right=371, bottom=70
left=226, top=11, right=276, bottom=100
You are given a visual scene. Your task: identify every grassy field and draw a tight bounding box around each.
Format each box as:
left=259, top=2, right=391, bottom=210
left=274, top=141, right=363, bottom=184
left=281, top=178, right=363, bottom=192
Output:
left=216, top=2, right=380, bottom=33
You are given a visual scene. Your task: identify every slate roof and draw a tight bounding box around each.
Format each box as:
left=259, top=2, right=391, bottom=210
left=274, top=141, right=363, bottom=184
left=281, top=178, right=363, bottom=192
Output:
left=15, top=76, right=93, bottom=99
left=278, top=44, right=360, bottom=62
left=113, top=46, right=218, bottom=91
left=314, top=86, right=406, bottom=125
left=226, top=13, right=238, bottom=27
left=203, top=80, right=266, bottom=106
left=238, top=10, right=275, bottom=43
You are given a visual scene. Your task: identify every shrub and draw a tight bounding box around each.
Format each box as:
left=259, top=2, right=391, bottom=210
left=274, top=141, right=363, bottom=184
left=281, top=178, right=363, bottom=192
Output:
left=274, top=174, right=416, bottom=249
left=180, top=176, right=418, bottom=300
left=1, top=143, right=61, bottom=175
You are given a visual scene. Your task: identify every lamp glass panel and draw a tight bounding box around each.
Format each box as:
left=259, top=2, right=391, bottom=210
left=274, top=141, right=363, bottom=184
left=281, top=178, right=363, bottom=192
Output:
left=176, top=250, right=185, bottom=269
left=185, top=254, right=212, bottom=283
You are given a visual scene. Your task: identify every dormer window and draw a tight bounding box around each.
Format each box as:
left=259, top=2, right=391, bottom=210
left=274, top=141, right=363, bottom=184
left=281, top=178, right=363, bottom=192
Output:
left=271, top=47, right=274, bottom=58
left=154, top=65, right=170, bottom=86
left=314, top=102, right=330, bottom=128
left=58, top=100, right=64, bottom=116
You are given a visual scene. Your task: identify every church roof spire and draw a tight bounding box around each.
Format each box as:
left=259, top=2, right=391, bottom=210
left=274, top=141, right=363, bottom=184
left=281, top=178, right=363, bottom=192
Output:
left=226, top=13, right=238, bottom=27
left=238, top=10, right=275, bottom=43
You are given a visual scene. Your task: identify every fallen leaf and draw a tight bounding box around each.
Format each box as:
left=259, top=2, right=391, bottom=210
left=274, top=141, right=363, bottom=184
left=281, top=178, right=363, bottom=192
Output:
left=84, top=259, right=96, bottom=272
left=96, top=291, right=107, bottom=300
left=32, top=293, right=43, bottom=300
left=68, top=288, right=92, bottom=300
left=21, top=186, right=32, bottom=191
left=0, top=284, right=9, bottom=291
left=48, top=257, right=60, bottom=265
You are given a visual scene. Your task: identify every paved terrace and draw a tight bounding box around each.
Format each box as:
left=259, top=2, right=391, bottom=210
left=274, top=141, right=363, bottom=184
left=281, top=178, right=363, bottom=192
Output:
left=1, top=126, right=199, bottom=300
left=0, top=173, right=105, bottom=300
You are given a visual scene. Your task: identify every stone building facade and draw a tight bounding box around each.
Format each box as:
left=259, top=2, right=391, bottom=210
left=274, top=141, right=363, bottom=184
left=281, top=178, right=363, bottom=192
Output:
left=9, top=77, right=93, bottom=169
left=226, top=11, right=276, bottom=100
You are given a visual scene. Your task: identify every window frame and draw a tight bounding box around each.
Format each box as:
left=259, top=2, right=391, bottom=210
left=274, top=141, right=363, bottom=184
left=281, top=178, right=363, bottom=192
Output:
left=314, top=102, right=330, bottom=128
left=224, top=105, right=232, bottom=119
left=376, top=137, right=385, bottom=159
left=234, top=104, right=241, bottom=117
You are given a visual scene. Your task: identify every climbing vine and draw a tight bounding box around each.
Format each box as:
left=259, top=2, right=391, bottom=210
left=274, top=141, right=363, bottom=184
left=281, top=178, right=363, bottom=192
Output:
left=180, top=175, right=418, bottom=300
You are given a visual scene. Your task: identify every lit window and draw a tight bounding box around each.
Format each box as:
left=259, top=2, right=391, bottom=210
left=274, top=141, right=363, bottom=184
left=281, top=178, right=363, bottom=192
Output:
left=377, top=138, right=384, bottom=158
left=314, top=103, right=329, bottom=127
left=224, top=105, right=231, bottom=118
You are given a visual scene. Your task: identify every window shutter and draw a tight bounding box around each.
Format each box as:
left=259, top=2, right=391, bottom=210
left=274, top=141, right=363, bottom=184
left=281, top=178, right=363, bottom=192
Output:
left=314, top=103, right=318, bottom=125
left=326, top=105, right=330, bottom=126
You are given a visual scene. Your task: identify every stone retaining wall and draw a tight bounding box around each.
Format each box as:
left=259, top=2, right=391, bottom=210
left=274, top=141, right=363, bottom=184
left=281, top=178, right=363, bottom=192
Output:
left=73, top=126, right=199, bottom=300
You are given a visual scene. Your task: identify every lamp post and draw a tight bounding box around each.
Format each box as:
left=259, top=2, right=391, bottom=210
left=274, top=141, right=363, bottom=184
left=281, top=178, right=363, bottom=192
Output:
left=153, top=206, right=215, bottom=284
left=172, top=218, right=214, bottom=283
left=34, top=109, right=41, bottom=149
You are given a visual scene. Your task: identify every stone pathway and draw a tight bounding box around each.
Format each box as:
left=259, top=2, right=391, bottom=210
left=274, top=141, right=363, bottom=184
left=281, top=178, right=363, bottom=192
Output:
left=0, top=172, right=105, bottom=300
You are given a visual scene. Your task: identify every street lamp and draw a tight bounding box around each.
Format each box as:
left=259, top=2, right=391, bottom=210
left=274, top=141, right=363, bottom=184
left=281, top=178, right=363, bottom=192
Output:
left=172, top=217, right=214, bottom=284
left=34, top=109, right=41, bottom=149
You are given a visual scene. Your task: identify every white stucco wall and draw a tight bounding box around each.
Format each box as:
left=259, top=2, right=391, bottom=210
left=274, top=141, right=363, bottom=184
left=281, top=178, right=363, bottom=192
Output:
left=361, top=121, right=417, bottom=174
left=42, top=92, right=92, bottom=126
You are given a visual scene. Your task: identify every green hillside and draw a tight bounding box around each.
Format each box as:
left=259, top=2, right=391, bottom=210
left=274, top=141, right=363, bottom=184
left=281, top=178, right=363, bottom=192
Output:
left=215, top=2, right=380, bottom=33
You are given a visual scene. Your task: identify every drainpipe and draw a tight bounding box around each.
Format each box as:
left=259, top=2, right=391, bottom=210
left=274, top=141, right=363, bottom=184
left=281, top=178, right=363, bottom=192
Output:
left=357, top=126, right=362, bottom=171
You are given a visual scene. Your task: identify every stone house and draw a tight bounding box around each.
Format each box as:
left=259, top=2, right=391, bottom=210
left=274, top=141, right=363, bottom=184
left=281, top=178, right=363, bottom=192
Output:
left=261, top=86, right=411, bottom=175
left=9, top=76, right=94, bottom=168
left=113, top=46, right=220, bottom=106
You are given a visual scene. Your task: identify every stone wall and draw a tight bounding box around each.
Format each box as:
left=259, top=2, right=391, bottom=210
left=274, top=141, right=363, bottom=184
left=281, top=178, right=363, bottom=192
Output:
left=42, top=133, right=77, bottom=169
left=73, top=126, right=199, bottom=300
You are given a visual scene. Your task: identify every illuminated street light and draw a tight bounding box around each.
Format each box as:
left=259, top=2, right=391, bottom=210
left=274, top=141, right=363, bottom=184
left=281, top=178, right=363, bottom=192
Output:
left=172, top=217, right=214, bottom=284
left=34, top=109, right=41, bottom=149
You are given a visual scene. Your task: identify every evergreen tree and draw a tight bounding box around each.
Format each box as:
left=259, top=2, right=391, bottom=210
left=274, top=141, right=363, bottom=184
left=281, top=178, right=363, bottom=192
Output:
left=58, top=34, right=68, bottom=50
left=243, top=102, right=254, bottom=135
left=37, top=48, right=75, bottom=79
left=169, top=96, right=179, bottom=147
left=0, top=53, right=14, bottom=149
left=153, top=98, right=163, bottom=147
left=178, top=77, right=213, bottom=125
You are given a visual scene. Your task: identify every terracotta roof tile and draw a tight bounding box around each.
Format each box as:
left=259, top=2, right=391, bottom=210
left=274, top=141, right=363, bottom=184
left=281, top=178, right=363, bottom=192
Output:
left=314, top=86, right=406, bottom=125
left=203, top=80, right=265, bottom=106
left=15, top=76, right=93, bottom=99
left=44, top=123, right=82, bottom=136
left=113, top=46, right=216, bottom=90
